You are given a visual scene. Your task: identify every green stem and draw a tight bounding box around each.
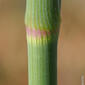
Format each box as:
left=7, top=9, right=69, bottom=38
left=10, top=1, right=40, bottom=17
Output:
left=25, top=0, right=61, bottom=85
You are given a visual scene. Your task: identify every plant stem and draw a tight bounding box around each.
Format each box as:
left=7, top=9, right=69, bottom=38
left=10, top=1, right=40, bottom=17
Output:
left=25, top=0, right=61, bottom=85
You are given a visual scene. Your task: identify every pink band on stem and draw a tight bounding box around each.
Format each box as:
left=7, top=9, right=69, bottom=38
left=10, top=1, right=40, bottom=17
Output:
left=26, top=28, right=31, bottom=36
left=37, top=29, right=41, bottom=38
left=26, top=27, right=57, bottom=38
left=42, top=30, right=47, bottom=37
left=32, top=29, right=37, bottom=37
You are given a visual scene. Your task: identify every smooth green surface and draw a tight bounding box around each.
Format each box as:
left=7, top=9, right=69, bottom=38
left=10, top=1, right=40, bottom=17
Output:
left=26, top=36, right=58, bottom=85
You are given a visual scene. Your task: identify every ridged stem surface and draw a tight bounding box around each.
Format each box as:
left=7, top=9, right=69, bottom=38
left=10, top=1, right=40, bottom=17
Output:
left=25, top=0, right=61, bottom=85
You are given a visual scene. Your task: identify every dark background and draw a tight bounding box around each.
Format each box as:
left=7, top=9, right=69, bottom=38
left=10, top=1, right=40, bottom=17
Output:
left=0, top=0, right=85, bottom=85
